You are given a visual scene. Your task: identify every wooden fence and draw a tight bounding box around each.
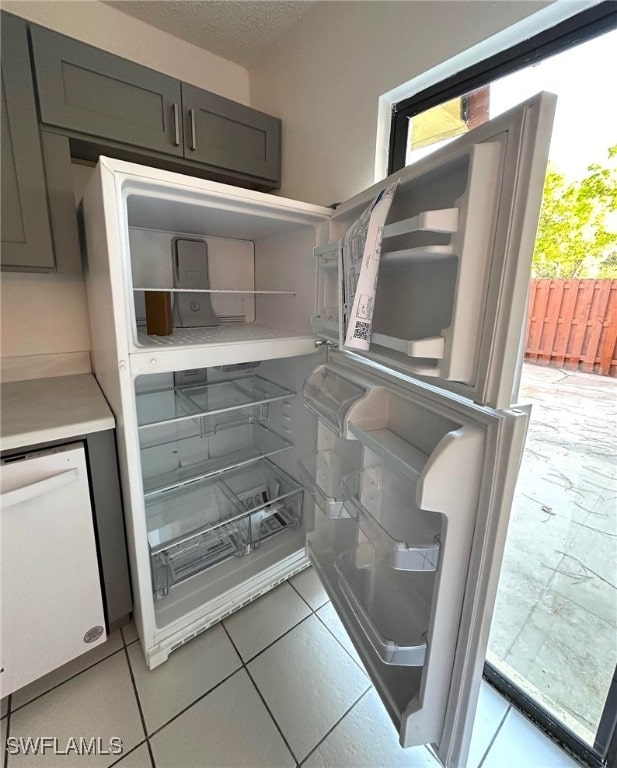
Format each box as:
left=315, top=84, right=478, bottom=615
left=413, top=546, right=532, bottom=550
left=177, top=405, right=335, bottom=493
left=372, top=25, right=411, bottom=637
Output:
left=525, top=279, right=617, bottom=376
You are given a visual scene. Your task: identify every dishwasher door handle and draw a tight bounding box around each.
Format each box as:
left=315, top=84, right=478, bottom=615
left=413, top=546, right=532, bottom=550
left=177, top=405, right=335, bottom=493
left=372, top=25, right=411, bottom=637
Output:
left=1, top=468, right=80, bottom=507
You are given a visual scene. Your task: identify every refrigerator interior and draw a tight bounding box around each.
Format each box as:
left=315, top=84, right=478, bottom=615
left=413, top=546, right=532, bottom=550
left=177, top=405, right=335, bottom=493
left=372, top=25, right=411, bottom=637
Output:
left=122, top=184, right=328, bottom=350
left=301, top=361, right=487, bottom=746
left=135, top=354, right=319, bottom=630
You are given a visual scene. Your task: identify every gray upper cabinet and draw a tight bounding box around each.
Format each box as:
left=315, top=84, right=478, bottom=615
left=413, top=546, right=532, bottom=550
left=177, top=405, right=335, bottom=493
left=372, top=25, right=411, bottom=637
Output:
left=31, top=26, right=183, bottom=157
left=1, top=14, right=55, bottom=270
left=182, top=84, right=281, bottom=183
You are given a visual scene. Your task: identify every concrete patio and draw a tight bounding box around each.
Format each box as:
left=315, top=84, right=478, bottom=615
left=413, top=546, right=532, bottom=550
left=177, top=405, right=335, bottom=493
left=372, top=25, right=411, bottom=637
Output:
left=488, top=362, right=617, bottom=745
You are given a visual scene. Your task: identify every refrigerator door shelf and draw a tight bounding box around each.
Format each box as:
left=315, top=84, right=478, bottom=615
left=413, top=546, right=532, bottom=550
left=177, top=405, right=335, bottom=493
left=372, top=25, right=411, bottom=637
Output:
left=298, top=446, right=362, bottom=520
left=334, top=547, right=432, bottom=666
left=341, top=466, right=441, bottom=572
left=302, top=364, right=367, bottom=436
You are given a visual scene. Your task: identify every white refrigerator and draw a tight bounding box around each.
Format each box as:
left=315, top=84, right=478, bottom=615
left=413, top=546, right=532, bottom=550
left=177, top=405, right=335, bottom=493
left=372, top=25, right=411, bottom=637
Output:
left=81, top=92, right=556, bottom=768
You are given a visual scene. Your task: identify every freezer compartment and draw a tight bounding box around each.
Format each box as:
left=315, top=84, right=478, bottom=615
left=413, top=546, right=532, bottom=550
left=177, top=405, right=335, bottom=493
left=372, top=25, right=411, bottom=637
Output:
left=147, top=458, right=303, bottom=599
left=116, top=181, right=329, bottom=352
left=302, top=365, right=367, bottom=436
left=136, top=374, right=295, bottom=430
left=342, top=466, right=441, bottom=571
left=335, top=547, right=431, bottom=665
left=141, top=417, right=293, bottom=496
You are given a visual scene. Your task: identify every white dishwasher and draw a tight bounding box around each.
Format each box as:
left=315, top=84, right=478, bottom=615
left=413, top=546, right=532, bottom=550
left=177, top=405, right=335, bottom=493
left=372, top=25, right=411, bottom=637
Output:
left=1, top=442, right=107, bottom=696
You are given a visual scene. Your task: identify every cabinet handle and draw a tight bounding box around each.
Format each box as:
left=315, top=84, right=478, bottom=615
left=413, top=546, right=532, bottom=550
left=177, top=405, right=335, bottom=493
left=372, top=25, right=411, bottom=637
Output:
left=1, top=468, right=79, bottom=507
left=172, top=102, right=180, bottom=147
left=189, top=108, right=197, bottom=151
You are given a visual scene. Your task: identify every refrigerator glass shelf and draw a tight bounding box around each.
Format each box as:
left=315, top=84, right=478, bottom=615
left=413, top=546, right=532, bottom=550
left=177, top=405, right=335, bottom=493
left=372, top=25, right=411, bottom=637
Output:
left=142, top=420, right=293, bottom=497
left=334, top=547, right=433, bottom=666
left=146, top=458, right=302, bottom=554
left=341, top=466, right=440, bottom=572
left=137, top=374, right=295, bottom=429
left=138, top=407, right=255, bottom=450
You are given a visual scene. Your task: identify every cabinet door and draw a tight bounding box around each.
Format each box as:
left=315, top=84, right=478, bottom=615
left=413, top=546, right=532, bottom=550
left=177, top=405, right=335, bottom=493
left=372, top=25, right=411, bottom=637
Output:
left=0, top=444, right=106, bottom=695
left=1, top=13, right=55, bottom=271
left=31, top=25, right=183, bottom=157
left=182, top=84, right=281, bottom=184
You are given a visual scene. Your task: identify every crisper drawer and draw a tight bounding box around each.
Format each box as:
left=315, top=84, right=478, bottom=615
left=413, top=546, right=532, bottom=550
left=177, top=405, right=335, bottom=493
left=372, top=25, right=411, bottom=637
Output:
left=220, top=460, right=303, bottom=549
left=146, top=459, right=303, bottom=599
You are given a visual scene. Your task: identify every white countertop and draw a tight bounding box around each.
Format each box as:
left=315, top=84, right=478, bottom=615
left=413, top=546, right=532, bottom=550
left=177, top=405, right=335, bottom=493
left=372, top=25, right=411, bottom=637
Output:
left=1, top=374, right=115, bottom=453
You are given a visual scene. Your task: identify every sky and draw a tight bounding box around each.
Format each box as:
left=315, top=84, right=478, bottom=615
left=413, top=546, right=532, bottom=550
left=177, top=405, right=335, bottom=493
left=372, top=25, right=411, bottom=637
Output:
left=407, top=26, right=617, bottom=181
left=489, top=26, right=617, bottom=180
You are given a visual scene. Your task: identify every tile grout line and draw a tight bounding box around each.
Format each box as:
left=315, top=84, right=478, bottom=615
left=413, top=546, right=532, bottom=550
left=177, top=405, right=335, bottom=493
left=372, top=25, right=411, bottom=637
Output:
left=241, top=612, right=315, bottom=666
left=288, top=574, right=365, bottom=673
left=313, top=609, right=368, bottom=674
left=145, top=666, right=243, bottom=741
left=298, top=686, right=372, bottom=767
left=221, top=622, right=301, bottom=767
left=476, top=703, right=511, bottom=768
left=9, top=646, right=126, bottom=716
left=108, top=738, right=149, bottom=768
left=287, top=577, right=322, bottom=613
left=122, top=645, right=156, bottom=768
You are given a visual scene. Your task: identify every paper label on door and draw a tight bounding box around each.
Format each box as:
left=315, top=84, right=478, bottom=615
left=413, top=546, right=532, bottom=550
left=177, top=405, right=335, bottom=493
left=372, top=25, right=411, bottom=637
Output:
left=343, top=181, right=399, bottom=351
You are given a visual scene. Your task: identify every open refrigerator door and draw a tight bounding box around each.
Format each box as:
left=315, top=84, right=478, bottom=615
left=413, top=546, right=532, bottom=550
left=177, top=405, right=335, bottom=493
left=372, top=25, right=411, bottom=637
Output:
left=301, top=93, right=556, bottom=766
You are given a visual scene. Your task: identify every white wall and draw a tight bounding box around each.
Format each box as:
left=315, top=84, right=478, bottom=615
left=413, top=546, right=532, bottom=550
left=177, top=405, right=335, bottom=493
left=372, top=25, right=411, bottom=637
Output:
left=250, top=0, right=549, bottom=205
left=1, top=1, right=249, bottom=371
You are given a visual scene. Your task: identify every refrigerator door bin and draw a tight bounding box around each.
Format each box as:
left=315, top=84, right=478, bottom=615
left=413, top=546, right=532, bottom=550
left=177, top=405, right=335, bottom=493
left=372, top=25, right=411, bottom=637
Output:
left=342, top=466, right=441, bottom=571
left=302, top=365, right=366, bottom=436
left=141, top=418, right=293, bottom=496
left=334, top=547, right=432, bottom=666
left=313, top=241, right=342, bottom=343
left=299, top=449, right=355, bottom=520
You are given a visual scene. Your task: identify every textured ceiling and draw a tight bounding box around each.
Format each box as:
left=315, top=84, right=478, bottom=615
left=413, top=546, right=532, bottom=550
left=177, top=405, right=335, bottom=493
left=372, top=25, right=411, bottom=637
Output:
left=104, top=1, right=315, bottom=67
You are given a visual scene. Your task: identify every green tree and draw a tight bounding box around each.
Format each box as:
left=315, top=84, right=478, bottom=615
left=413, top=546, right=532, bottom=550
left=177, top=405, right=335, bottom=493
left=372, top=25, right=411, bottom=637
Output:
left=532, top=145, right=617, bottom=279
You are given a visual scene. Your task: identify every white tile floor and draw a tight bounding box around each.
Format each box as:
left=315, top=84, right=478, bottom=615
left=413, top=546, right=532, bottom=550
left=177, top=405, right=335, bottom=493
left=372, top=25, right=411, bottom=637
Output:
left=1, top=567, right=581, bottom=768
